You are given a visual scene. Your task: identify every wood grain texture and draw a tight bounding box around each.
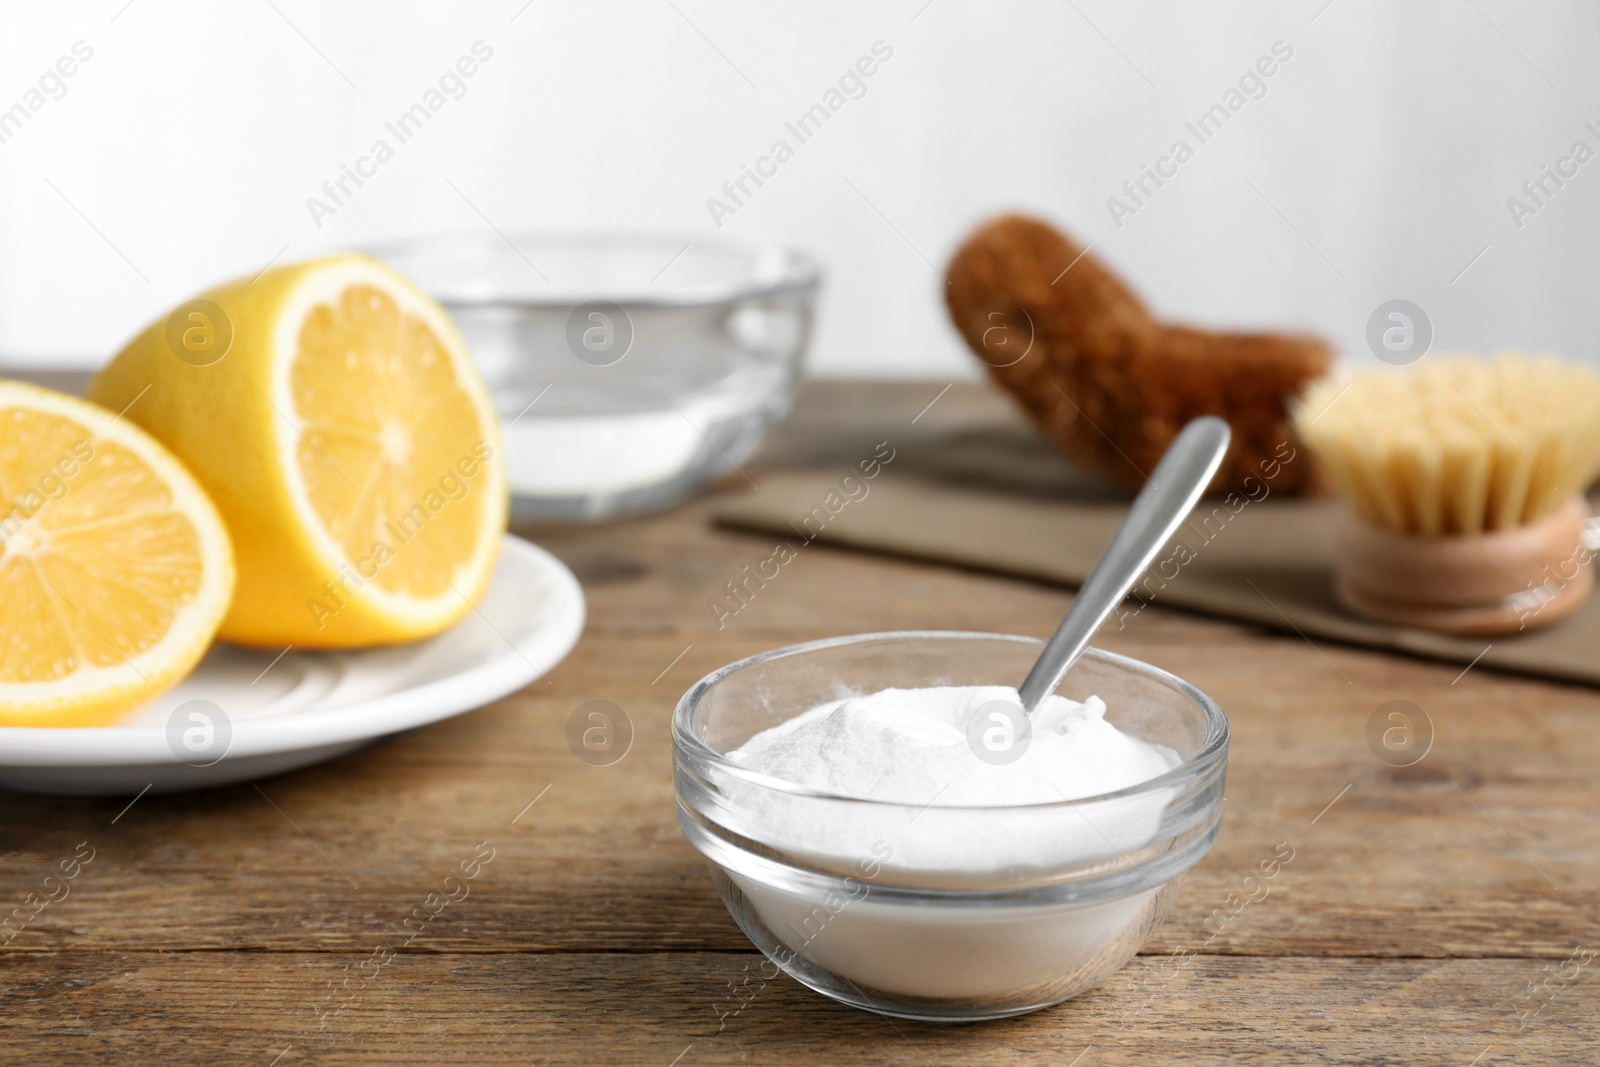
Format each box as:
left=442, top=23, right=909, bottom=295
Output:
left=2, top=953, right=1593, bottom=1066
left=2, top=380, right=1597, bottom=1066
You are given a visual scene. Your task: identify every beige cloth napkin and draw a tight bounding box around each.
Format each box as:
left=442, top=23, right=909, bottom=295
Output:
left=713, top=436, right=1600, bottom=687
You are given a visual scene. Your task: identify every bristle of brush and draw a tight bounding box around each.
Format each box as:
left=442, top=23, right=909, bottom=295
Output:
left=1292, top=353, right=1600, bottom=536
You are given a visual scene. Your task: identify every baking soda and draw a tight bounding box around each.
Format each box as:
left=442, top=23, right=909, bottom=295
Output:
left=719, top=685, right=1182, bottom=1001
left=730, top=684, right=1175, bottom=806
left=722, top=684, right=1179, bottom=875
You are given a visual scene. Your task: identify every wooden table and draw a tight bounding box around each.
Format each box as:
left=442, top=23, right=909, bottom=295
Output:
left=2, top=381, right=1596, bottom=1065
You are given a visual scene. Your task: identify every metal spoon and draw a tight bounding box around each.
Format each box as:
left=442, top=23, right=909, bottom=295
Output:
left=1017, top=416, right=1232, bottom=712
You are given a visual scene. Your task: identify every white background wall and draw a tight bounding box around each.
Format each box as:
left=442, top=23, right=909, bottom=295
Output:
left=1, top=0, right=1597, bottom=376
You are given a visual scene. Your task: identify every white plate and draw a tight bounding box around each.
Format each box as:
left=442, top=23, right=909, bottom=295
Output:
left=0, top=535, right=584, bottom=796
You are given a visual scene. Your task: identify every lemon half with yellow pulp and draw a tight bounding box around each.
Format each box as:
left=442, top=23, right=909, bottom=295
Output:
left=0, top=381, right=234, bottom=726
left=90, top=254, right=507, bottom=648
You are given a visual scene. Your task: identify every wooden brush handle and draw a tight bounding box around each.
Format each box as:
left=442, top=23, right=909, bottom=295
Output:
left=1335, top=495, right=1594, bottom=635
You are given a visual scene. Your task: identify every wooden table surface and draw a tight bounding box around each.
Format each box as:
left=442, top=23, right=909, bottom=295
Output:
left=2, top=380, right=1597, bottom=1065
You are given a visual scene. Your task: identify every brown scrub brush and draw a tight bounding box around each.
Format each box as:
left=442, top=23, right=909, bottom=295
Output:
left=944, top=214, right=1332, bottom=494
left=1293, top=354, right=1600, bottom=635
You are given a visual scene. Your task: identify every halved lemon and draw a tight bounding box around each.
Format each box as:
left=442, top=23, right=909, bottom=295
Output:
left=0, top=381, right=234, bottom=727
left=89, top=255, right=507, bottom=648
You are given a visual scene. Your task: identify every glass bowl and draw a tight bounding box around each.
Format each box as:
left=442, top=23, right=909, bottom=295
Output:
left=369, top=231, right=820, bottom=522
left=672, top=631, right=1229, bottom=1022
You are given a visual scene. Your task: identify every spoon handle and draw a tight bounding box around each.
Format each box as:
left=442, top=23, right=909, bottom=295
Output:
left=1017, top=416, right=1232, bottom=712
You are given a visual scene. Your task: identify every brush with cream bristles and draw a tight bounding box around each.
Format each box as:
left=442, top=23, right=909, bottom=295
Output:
left=1292, top=353, right=1600, bottom=634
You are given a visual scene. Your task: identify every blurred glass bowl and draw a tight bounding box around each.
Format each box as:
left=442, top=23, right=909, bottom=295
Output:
left=370, top=231, right=820, bottom=522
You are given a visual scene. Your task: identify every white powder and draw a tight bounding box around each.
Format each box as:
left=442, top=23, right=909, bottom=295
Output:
left=716, top=685, right=1184, bottom=1003
left=730, top=684, right=1175, bottom=807
left=719, top=684, right=1179, bottom=876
